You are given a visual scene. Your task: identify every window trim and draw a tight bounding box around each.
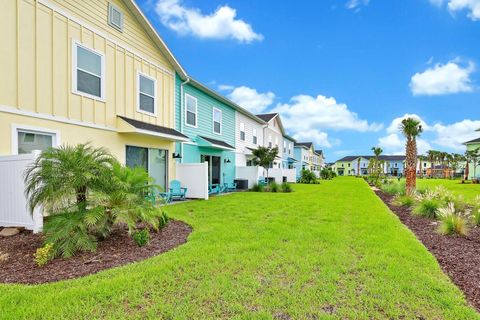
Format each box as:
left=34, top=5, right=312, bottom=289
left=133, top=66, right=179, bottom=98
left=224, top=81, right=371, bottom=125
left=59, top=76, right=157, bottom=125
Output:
left=252, top=128, right=257, bottom=145
left=72, top=40, right=106, bottom=101
left=212, top=107, right=222, bottom=135
left=136, top=71, right=157, bottom=117
left=11, top=124, right=60, bottom=155
left=239, top=122, right=245, bottom=141
left=184, top=93, right=198, bottom=128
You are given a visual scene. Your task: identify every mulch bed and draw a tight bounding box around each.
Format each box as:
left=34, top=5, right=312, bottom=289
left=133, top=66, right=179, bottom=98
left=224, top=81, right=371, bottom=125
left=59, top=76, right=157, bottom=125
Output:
left=374, top=188, right=480, bottom=311
left=0, top=220, right=192, bottom=285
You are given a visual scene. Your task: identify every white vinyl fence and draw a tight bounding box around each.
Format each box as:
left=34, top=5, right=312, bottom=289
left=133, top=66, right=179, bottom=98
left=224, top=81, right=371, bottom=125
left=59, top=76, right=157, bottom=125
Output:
left=0, top=151, right=43, bottom=232
left=236, top=166, right=263, bottom=189
left=236, top=166, right=296, bottom=186
left=175, top=162, right=208, bottom=200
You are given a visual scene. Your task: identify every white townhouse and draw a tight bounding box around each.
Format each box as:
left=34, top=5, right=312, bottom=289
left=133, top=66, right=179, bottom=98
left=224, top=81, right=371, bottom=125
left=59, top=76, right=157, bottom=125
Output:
left=234, top=110, right=266, bottom=167
left=256, top=113, right=285, bottom=169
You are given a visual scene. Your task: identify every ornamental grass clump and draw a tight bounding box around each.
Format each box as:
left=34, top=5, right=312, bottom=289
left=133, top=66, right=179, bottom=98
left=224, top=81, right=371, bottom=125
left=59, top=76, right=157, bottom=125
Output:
left=472, top=196, right=480, bottom=226
left=413, top=190, right=441, bottom=219
left=392, top=194, right=415, bottom=207
left=381, top=180, right=405, bottom=196
left=437, top=202, right=470, bottom=236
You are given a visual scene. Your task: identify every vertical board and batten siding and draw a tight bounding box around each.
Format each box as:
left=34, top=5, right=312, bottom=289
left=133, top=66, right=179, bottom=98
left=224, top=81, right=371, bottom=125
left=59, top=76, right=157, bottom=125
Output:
left=0, top=0, right=175, bottom=130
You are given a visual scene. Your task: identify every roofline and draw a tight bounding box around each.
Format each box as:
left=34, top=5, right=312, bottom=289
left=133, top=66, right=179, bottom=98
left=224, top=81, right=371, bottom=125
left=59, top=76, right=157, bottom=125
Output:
left=125, top=0, right=188, bottom=80
left=283, top=134, right=297, bottom=143
left=188, top=78, right=267, bottom=124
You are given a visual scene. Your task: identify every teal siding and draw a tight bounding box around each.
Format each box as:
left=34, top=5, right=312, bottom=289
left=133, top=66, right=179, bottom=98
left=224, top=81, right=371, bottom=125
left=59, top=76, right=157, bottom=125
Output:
left=174, top=73, right=237, bottom=185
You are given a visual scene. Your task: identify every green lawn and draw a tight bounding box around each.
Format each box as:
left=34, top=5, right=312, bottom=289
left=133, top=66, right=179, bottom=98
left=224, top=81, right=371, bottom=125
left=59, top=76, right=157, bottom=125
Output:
left=417, top=179, right=480, bottom=204
left=1, top=177, right=477, bottom=319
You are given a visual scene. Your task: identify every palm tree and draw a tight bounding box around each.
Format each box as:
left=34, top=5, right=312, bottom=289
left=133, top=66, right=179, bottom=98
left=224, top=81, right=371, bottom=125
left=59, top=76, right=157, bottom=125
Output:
left=357, top=157, right=361, bottom=177
left=465, top=148, right=480, bottom=180
left=371, top=147, right=383, bottom=176
left=400, top=118, right=423, bottom=195
left=426, top=150, right=437, bottom=177
left=451, top=153, right=465, bottom=179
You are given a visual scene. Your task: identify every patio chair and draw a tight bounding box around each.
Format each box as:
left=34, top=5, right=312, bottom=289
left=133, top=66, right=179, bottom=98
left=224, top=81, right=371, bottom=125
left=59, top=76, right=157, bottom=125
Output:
left=209, top=184, right=220, bottom=195
left=258, top=176, right=267, bottom=186
left=223, top=182, right=237, bottom=192
left=169, top=180, right=187, bottom=201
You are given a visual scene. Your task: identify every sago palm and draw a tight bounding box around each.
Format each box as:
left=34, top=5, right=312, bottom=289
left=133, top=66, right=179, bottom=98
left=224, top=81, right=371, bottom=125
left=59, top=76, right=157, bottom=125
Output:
left=400, top=118, right=423, bottom=196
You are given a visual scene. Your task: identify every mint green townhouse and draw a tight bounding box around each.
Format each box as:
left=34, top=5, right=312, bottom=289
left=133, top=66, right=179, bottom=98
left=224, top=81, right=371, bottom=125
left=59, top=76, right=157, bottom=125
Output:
left=174, top=75, right=237, bottom=187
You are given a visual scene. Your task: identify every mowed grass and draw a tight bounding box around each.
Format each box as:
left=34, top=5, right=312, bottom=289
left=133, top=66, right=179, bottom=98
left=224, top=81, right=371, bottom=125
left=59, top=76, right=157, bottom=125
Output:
left=417, top=178, right=480, bottom=204
left=1, top=177, right=478, bottom=319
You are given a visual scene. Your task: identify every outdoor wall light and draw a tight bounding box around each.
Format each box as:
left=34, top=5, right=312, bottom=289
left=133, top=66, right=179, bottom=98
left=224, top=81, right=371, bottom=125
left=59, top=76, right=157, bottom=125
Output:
left=224, top=158, right=231, bottom=164
left=172, top=153, right=182, bottom=159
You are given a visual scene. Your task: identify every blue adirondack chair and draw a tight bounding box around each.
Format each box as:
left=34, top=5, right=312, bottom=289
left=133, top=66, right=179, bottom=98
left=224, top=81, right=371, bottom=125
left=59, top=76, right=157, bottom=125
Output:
left=209, top=184, right=220, bottom=195
left=169, top=180, right=187, bottom=201
left=223, top=182, right=237, bottom=192
left=258, top=176, right=267, bottom=186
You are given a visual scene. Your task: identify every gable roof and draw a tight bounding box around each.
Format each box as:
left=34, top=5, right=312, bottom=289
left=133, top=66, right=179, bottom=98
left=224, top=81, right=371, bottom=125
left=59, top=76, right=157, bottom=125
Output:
left=256, top=113, right=278, bottom=122
left=188, top=78, right=266, bottom=124
left=465, top=137, right=480, bottom=144
left=124, top=0, right=187, bottom=79
left=283, top=134, right=297, bottom=143
left=315, top=150, right=324, bottom=157
left=295, top=142, right=313, bottom=149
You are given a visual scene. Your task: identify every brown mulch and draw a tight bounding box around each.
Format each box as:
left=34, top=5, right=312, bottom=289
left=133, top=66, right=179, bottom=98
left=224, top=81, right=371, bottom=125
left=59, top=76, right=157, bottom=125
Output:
left=0, top=220, right=191, bottom=285
left=374, top=189, right=480, bottom=311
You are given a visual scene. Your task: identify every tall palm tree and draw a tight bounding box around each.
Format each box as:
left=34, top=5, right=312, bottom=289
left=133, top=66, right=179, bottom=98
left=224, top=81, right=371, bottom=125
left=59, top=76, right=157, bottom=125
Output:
left=371, top=147, right=383, bottom=176
left=400, top=118, right=423, bottom=195
left=426, top=150, right=437, bottom=177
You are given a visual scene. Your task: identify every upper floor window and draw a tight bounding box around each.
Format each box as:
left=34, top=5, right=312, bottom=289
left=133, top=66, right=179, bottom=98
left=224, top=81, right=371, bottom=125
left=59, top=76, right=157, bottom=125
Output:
left=252, top=128, right=257, bottom=144
left=268, top=135, right=272, bottom=148
left=137, top=73, right=156, bottom=115
left=240, top=122, right=245, bottom=140
left=213, top=108, right=222, bottom=134
left=289, top=143, right=292, bottom=154
left=73, top=42, right=105, bottom=100
left=108, top=3, right=124, bottom=32
left=275, top=137, right=278, bottom=148
left=283, top=141, right=287, bottom=153
left=185, top=94, right=197, bottom=127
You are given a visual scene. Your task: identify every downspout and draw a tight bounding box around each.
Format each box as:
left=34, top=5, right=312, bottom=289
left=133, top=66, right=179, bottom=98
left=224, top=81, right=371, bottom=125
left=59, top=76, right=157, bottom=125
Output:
left=179, top=77, right=190, bottom=164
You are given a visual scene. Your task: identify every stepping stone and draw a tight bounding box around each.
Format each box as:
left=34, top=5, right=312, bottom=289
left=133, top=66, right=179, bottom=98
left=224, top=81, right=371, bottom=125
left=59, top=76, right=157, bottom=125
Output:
left=0, top=227, right=20, bottom=237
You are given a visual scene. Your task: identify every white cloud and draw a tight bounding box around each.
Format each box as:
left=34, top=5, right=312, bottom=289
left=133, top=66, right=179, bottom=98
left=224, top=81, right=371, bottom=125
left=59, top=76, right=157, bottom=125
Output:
left=432, top=120, right=480, bottom=150
left=155, top=0, right=263, bottom=43
left=410, top=59, right=475, bottom=96
left=387, top=113, right=430, bottom=134
left=345, top=0, right=370, bottom=10
left=293, top=129, right=338, bottom=148
left=378, top=133, right=432, bottom=155
left=273, top=94, right=383, bottom=134
left=429, top=0, right=480, bottom=20
left=223, top=86, right=275, bottom=114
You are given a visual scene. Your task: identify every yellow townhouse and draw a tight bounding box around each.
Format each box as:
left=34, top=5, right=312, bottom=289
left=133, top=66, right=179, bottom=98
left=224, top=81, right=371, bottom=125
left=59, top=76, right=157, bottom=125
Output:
left=0, top=0, right=189, bottom=190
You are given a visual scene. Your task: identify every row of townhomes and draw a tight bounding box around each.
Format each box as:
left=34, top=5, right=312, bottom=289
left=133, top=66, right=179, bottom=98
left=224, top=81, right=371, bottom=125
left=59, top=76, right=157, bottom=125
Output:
left=0, top=0, right=325, bottom=204
left=465, top=129, right=480, bottom=180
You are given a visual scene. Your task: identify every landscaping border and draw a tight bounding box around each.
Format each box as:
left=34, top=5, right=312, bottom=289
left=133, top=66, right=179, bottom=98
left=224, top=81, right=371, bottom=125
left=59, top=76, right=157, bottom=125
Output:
left=0, top=220, right=192, bottom=285
left=373, top=188, right=480, bottom=311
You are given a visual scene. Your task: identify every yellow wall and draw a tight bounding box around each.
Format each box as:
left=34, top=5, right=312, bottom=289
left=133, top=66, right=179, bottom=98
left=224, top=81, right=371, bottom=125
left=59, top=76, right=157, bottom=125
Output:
left=0, top=113, right=177, bottom=181
left=0, top=0, right=176, bottom=129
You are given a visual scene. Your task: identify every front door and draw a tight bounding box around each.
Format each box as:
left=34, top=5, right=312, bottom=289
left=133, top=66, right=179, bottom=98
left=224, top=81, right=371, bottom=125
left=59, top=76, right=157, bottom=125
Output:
left=126, top=146, right=168, bottom=191
left=201, top=155, right=221, bottom=185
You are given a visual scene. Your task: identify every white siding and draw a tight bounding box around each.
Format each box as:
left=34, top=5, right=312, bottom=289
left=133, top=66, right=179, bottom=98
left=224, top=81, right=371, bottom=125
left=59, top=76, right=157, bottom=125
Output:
left=263, top=117, right=283, bottom=167
left=235, top=112, right=264, bottom=166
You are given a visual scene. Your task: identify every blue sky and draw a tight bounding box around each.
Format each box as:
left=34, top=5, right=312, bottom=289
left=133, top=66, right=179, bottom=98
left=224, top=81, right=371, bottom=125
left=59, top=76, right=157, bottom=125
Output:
left=138, top=0, right=480, bottom=161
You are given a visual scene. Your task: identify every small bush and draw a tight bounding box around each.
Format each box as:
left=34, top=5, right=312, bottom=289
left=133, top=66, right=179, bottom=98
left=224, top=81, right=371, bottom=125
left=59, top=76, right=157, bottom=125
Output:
left=33, top=243, right=54, bottom=267
left=281, top=183, right=293, bottom=193
left=268, top=182, right=279, bottom=193
left=413, top=198, right=441, bottom=219
left=298, top=169, right=318, bottom=184
left=132, top=229, right=150, bottom=247
left=471, top=206, right=480, bottom=226
left=392, top=195, right=415, bottom=207
left=381, top=181, right=405, bottom=196
left=437, top=202, right=469, bottom=236
left=158, top=211, right=169, bottom=228
left=250, top=183, right=264, bottom=192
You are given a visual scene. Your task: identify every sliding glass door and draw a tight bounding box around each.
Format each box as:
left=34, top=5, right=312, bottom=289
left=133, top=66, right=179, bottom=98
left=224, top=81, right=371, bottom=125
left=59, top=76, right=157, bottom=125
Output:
left=126, top=146, right=168, bottom=191
left=201, top=155, right=221, bottom=185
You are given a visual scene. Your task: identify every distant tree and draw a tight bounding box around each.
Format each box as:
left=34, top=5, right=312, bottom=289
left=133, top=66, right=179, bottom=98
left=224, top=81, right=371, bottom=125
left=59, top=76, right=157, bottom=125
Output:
left=252, top=146, right=279, bottom=179
left=465, top=148, right=480, bottom=180
left=400, top=118, right=423, bottom=196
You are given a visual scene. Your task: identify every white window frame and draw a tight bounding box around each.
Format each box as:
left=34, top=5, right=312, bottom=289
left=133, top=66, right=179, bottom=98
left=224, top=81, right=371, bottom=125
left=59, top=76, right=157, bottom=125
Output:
left=72, top=40, right=106, bottom=101
left=240, top=122, right=245, bottom=141
left=283, top=140, right=286, bottom=153
left=212, top=107, right=222, bottom=135
left=11, top=124, right=60, bottom=155
left=252, top=128, right=257, bottom=145
left=184, top=93, right=198, bottom=128
left=137, top=71, right=157, bottom=116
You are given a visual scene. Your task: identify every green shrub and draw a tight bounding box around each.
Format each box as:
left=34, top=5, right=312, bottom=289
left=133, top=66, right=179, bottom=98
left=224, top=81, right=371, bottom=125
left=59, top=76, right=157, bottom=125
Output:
left=392, top=195, right=415, bottom=207
left=298, top=169, right=318, bottom=184
left=471, top=206, right=480, bottom=226
left=437, top=202, right=469, bottom=236
left=132, top=229, right=150, bottom=247
left=281, top=183, right=293, bottom=193
left=250, top=183, right=264, bottom=192
left=33, top=243, right=54, bottom=267
left=158, top=211, right=169, bottom=228
left=320, top=168, right=336, bottom=180
left=268, top=182, right=279, bottom=193
left=413, top=198, right=441, bottom=219
left=381, top=181, right=405, bottom=196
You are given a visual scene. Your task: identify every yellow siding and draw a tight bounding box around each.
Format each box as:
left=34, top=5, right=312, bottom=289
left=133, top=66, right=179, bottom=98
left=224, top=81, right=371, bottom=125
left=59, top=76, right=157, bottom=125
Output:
left=0, top=0, right=176, bottom=129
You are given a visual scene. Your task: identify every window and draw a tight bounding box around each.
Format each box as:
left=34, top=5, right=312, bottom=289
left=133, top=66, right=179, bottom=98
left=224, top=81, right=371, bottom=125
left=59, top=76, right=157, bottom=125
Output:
left=246, top=159, right=253, bottom=166
left=126, top=146, right=168, bottom=190
left=240, top=122, right=245, bottom=141
left=288, top=143, right=292, bottom=155
left=15, top=128, right=57, bottom=155
left=73, top=42, right=105, bottom=100
left=275, top=137, right=278, bottom=148
left=213, top=108, right=222, bottom=134
left=268, top=135, right=272, bottom=148
left=185, top=94, right=197, bottom=127
left=108, top=3, right=124, bottom=31
left=252, top=128, right=257, bottom=144
left=283, top=141, right=286, bottom=153
left=137, top=73, right=156, bottom=115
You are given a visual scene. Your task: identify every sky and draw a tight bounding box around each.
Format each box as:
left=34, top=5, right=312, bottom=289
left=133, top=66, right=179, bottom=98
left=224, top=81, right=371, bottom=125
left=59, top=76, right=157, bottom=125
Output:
left=138, top=0, right=480, bottom=162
